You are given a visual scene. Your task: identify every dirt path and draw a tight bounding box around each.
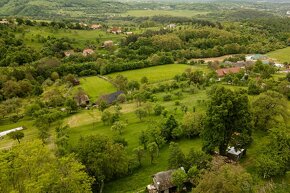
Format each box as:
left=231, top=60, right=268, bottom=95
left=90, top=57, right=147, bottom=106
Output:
left=191, top=55, right=235, bottom=62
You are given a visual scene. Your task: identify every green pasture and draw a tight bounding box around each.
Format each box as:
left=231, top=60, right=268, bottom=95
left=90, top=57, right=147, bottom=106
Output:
left=17, top=26, right=123, bottom=49
left=267, top=47, right=290, bottom=63
left=121, top=10, right=210, bottom=18
left=75, top=76, right=117, bottom=101
left=107, top=64, right=210, bottom=83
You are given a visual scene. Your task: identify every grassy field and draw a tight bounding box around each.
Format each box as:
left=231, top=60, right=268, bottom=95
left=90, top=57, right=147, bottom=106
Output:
left=17, top=26, right=123, bottom=49
left=121, top=10, right=210, bottom=17
left=267, top=47, right=290, bottom=63
left=74, top=76, right=117, bottom=101
left=107, top=64, right=210, bottom=83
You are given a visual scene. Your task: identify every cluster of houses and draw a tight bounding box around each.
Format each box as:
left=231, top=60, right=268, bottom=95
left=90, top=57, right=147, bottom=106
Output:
left=216, top=54, right=286, bottom=79
left=64, top=40, right=116, bottom=57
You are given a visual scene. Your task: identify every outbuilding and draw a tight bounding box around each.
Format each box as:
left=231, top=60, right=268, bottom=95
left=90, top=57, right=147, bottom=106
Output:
left=226, top=146, right=246, bottom=161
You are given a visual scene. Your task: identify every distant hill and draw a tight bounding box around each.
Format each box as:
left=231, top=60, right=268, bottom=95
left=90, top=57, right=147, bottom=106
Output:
left=0, top=0, right=129, bottom=18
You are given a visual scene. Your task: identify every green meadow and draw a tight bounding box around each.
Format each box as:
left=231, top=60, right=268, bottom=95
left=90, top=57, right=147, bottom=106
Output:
left=106, top=64, right=209, bottom=83
left=122, top=10, right=210, bottom=18
left=75, top=76, right=117, bottom=101
left=267, top=47, right=290, bottom=63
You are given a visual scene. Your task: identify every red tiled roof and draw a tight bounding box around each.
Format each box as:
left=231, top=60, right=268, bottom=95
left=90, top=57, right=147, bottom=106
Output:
left=216, top=67, right=241, bottom=77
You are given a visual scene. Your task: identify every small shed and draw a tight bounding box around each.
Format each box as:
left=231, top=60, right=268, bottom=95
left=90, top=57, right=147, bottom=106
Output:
left=97, top=91, right=124, bottom=105
left=150, top=170, right=177, bottom=193
left=74, top=94, right=90, bottom=107
left=226, top=146, right=246, bottom=161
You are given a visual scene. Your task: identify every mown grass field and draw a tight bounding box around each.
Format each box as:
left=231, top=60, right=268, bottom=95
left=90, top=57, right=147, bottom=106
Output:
left=121, top=10, right=210, bottom=17
left=74, top=76, right=116, bottom=101
left=267, top=47, right=290, bottom=63
left=106, top=64, right=210, bottom=83
left=17, top=26, right=123, bottom=49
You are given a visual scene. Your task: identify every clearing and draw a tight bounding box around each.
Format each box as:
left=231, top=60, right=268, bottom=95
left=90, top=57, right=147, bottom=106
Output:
left=106, top=64, right=209, bottom=83
left=267, top=47, right=290, bottom=63
left=121, top=10, right=209, bottom=18
left=74, top=76, right=116, bottom=101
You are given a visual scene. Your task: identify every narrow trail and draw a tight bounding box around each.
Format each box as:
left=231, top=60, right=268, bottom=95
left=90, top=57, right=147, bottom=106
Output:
left=97, top=75, right=118, bottom=88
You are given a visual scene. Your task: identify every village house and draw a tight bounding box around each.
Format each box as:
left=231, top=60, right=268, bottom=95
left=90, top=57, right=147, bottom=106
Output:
left=103, top=40, right=114, bottom=48
left=107, top=27, right=122, bottom=34
left=64, top=50, right=74, bottom=57
left=147, top=170, right=177, bottom=193
left=79, top=22, right=88, bottom=28
left=82, top=48, right=95, bottom=56
left=226, top=146, right=246, bottom=161
left=90, top=24, right=102, bottom=30
left=0, top=19, right=9, bottom=25
left=216, top=67, right=241, bottom=77
left=167, top=24, right=176, bottom=29
left=124, top=31, right=133, bottom=35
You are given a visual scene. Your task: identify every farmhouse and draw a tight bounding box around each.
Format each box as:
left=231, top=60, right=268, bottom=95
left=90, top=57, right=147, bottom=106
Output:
left=97, top=91, right=124, bottom=105
left=83, top=48, right=95, bottom=56
left=108, top=27, right=122, bottom=34
left=216, top=67, right=241, bottom=77
left=0, top=19, right=9, bottom=24
left=103, top=40, right=114, bottom=48
left=147, top=169, right=178, bottom=193
left=90, top=24, right=102, bottom=30
left=226, top=146, right=246, bottom=161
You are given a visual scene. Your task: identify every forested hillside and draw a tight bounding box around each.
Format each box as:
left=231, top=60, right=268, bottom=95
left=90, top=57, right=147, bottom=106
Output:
left=0, top=0, right=129, bottom=18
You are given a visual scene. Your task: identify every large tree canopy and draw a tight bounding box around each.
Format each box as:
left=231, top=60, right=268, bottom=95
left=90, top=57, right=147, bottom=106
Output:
left=202, top=86, right=252, bottom=155
left=75, top=134, right=129, bottom=193
left=252, top=91, right=288, bottom=131
left=0, top=140, right=93, bottom=193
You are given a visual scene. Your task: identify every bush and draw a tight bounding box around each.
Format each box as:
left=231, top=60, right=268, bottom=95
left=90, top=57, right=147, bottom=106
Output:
left=163, top=94, right=172, bottom=101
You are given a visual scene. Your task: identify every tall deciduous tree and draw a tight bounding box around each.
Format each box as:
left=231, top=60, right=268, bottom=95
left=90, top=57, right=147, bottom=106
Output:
left=202, top=86, right=252, bottom=155
left=252, top=91, right=288, bottom=131
left=256, top=127, right=290, bottom=178
left=8, top=130, right=24, bottom=143
left=193, top=164, right=253, bottom=193
left=168, top=142, right=186, bottom=169
left=75, top=135, right=128, bottom=193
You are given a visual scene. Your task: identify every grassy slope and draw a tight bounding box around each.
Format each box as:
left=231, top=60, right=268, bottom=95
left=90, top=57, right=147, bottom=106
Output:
left=17, top=26, right=123, bottom=49
left=74, top=76, right=116, bottom=101
left=67, top=89, right=208, bottom=193
left=106, top=64, right=209, bottom=83
left=267, top=47, right=290, bottom=63
left=121, top=10, right=209, bottom=17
